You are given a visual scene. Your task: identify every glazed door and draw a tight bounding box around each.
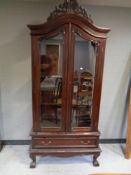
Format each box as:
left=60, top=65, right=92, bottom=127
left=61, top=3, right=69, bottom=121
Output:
left=40, top=33, right=64, bottom=130
left=32, top=24, right=100, bottom=132
left=66, top=24, right=99, bottom=132
left=32, top=26, right=69, bottom=132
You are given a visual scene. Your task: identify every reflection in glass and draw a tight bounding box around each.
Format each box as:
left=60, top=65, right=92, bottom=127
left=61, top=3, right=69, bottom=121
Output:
left=40, top=34, right=63, bottom=128
left=72, top=34, right=97, bottom=128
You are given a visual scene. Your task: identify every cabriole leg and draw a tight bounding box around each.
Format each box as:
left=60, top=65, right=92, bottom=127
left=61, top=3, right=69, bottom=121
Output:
left=30, top=155, right=36, bottom=168
left=93, top=153, right=100, bottom=167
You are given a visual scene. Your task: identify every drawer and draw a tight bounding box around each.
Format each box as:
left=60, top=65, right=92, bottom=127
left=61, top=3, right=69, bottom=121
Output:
left=32, top=137, right=97, bottom=148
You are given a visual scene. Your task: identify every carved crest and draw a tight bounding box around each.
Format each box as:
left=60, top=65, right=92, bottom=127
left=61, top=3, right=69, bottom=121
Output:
left=47, top=0, right=93, bottom=23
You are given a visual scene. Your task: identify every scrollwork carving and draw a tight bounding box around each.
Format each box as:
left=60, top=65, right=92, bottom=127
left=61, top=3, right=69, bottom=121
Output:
left=47, top=0, right=93, bottom=23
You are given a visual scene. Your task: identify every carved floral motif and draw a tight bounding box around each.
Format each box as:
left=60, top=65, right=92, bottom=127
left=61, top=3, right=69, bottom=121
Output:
left=47, top=0, right=93, bottom=23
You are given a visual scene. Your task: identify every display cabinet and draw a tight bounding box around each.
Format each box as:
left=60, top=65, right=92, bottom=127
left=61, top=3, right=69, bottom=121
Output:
left=28, top=0, right=110, bottom=168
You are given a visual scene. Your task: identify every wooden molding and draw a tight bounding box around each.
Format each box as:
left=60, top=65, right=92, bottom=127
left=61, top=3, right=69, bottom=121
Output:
left=125, top=88, right=131, bottom=159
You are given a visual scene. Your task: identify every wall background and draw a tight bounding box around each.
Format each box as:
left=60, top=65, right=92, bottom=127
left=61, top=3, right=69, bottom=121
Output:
left=0, top=1, right=131, bottom=140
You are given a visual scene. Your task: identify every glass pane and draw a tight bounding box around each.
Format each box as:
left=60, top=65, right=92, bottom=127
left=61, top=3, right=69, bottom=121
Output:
left=40, top=34, right=63, bottom=128
left=72, top=34, right=97, bottom=128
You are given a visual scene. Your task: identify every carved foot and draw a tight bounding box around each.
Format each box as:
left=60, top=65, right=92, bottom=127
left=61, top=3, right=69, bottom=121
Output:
left=93, top=153, right=100, bottom=167
left=30, top=155, right=36, bottom=168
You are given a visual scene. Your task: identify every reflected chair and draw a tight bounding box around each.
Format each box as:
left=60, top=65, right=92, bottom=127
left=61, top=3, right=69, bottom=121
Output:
left=41, top=76, right=61, bottom=125
left=74, top=71, right=93, bottom=127
left=53, top=77, right=62, bottom=124
left=53, top=77, right=62, bottom=104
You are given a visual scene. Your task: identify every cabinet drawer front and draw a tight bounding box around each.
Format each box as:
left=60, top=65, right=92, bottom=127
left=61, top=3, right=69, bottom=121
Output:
left=32, top=138, right=97, bottom=148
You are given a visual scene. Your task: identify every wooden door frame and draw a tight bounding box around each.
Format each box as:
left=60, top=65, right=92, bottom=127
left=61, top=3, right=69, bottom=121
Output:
left=66, top=23, right=108, bottom=132
left=29, top=25, right=69, bottom=132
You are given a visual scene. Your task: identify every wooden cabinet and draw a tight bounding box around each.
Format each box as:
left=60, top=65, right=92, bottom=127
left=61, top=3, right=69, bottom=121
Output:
left=28, top=0, right=110, bottom=168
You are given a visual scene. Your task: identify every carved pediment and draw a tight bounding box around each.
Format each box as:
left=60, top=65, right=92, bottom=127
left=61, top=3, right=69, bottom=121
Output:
left=47, top=0, right=93, bottom=23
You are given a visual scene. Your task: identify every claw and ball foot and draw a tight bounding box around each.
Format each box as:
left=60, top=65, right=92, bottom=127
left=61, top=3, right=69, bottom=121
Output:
left=30, top=155, right=36, bottom=168
left=93, top=154, right=100, bottom=167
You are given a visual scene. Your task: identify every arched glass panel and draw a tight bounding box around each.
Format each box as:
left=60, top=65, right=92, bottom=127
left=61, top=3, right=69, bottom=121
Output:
left=39, top=34, right=64, bottom=128
left=72, top=34, right=97, bottom=128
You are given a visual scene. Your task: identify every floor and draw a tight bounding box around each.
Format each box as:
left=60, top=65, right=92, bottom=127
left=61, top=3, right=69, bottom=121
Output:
left=0, top=144, right=131, bottom=175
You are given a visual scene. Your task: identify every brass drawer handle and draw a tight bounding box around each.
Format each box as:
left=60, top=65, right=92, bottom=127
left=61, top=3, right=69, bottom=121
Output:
left=41, top=140, right=52, bottom=145
left=81, top=140, right=91, bottom=144
left=81, top=141, right=84, bottom=144
left=41, top=141, right=45, bottom=144
left=87, top=140, right=91, bottom=144
left=48, top=141, right=52, bottom=144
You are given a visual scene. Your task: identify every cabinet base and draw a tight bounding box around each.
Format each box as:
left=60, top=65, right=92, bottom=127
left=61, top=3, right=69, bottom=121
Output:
left=29, top=146, right=101, bottom=168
